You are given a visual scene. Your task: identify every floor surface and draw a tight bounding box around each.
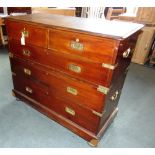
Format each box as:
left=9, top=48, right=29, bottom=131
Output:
left=0, top=46, right=155, bottom=148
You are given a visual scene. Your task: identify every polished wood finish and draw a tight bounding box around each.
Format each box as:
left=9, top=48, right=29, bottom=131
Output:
left=10, top=57, right=105, bottom=113
left=5, top=14, right=143, bottom=39
left=6, top=21, right=48, bottom=48
left=48, top=28, right=116, bottom=63
left=9, top=41, right=114, bottom=87
left=6, top=14, right=142, bottom=146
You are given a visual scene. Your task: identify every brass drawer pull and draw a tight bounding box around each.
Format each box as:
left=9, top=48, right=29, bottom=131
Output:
left=70, top=38, right=84, bottom=51
left=65, top=107, right=75, bottom=116
left=25, top=87, right=33, bottom=94
left=24, top=68, right=31, bottom=75
left=111, top=90, right=119, bottom=101
left=68, top=64, right=81, bottom=73
left=23, top=49, right=31, bottom=56
left=123, top=48, right=131, bottom=58
left=67, top=86, right=78, bottom=95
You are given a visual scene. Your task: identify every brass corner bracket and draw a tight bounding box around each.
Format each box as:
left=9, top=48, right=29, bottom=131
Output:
left=88, top=139, right=99, bottom=147
left=102, top=63, right=118, bottom=70
left=97, top=85, right=109, bottom=95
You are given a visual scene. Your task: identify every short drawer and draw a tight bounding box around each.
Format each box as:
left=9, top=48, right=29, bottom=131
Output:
left=48, top=28, right=117, bottom=64
left=12, top=75, right=49, bottom=105
left=6, top=20, right=48, bottom=48
left=9, top=40, right=115, bottom=87
left=10, top=58, right=106, bottom=113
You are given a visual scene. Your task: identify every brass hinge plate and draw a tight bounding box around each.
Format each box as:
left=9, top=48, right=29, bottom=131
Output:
left=102, top=63, right=118, bottom=70
left=97, top=85, right=109, bottom=95
left=9, top=52, right=13, bottom=58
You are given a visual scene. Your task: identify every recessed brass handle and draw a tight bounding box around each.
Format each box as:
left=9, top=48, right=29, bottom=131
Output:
left=70, top=38, right=84, bottom=51
left=67, top=86, right=78, bottom=95
left=65, top=107, right=75, bottom=116
left=25, top=87, right=33, bottom=94
left=24, top=68, right=31, bottom=75
left=111, top=90, right=119, bottom=101
left=68, top=64, right=81, bottom=73
left=123, top=48, right=131, bottom=58
left=23, top=49, right=31, bottom=56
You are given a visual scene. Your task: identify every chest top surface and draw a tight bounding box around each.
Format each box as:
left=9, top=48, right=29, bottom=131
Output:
left=6, top=13, right=143, bottom=40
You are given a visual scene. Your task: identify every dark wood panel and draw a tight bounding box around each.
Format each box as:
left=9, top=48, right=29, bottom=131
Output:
left=6, top=14, right=142, bottom=146
left=13, top=90, right=103, bottom=142
left=12, top=75, right=101, bottom=133
left=9, top=40, right=114, bottom=87
left=10, top=57, right=105, bottom=113
left=6, top=21, right=48, bottom=48
left=5, top=14, right=143, bottom=40
left=49, top=28, right=117, bottom=64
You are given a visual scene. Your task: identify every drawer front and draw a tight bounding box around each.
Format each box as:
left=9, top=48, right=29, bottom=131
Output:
left=6, top=20, right=48, bottom=48
left=9, top=40, right=113, bottom=87
left=13, top=81, right=100, bottom=133
left=12, top=72, right=100, bottom=133
left=45, top=49, right=112, bottom=87
left=10, top=58, right=105, bottom=113
left=48, top=29, right=117, bottom=64
left=12, top=75, right=49, bottom=105
left=45, top=95, right=100, bottom=133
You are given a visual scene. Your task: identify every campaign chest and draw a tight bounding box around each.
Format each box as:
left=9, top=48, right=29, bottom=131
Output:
left=5, top=14, right=143, bottom=146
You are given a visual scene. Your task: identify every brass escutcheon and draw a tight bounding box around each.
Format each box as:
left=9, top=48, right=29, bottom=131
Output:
left=70, top=38, right=84, bottom=51
left=23, top=49, right=31, bottom=56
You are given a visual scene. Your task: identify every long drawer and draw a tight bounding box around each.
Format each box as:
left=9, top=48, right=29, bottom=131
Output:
left=48, top=28, right=117, bottom=64
left=6, top=20, right=48, bottom=48
left=9, top=40, right=115, bottom=87
left=12, top=76, right=101, bottom=133
left=10, top=57, right=105, bottom=113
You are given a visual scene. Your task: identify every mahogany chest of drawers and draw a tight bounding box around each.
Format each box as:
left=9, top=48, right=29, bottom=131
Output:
left=5, top=14, right=143, bottom=146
